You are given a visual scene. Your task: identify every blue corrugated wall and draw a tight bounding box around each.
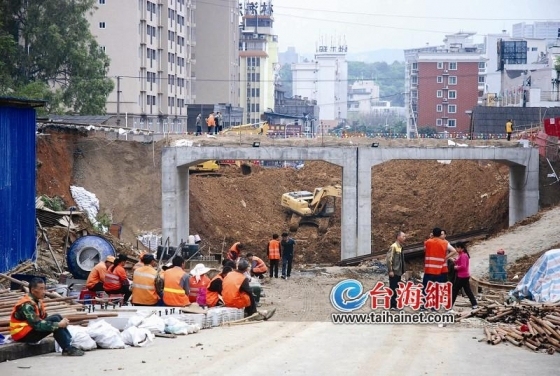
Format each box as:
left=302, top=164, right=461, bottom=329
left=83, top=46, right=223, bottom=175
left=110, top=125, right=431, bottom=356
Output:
left=0, top=105, right=37, bottom=272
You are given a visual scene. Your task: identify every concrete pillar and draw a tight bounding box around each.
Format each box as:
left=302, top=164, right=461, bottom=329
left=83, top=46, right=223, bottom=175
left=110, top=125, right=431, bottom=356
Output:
left=162, top=148, right=178, bottom=245
left=509, top=148, right=539, bottom=226
left=177, top=166, right=190, bottom=245
left=339, top=150, right=358, bottom=259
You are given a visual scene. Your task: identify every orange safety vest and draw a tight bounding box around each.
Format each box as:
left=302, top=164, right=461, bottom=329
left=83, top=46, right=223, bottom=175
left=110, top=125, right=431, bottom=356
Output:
left=252, top=256, right=268, bottom=274
left=188, top=275, right=211, bottom=303
left=103, top=264, right=124, bottom=291
left=10, top=295, right=47, bottom=341
left=424, top=238, right=448, bottom=275
left=86, top=261, right=107, bottom=290
left=206, top=274, right=224, bottom=307
left=132, top=265, right=159, bottom=305
left=268, top=240, right=280, bottom=260
left=227, top=242, right=241, bottom=261
left=222, top=271, right=251, bottom=309
left=163, top=266, right=190, bottom=306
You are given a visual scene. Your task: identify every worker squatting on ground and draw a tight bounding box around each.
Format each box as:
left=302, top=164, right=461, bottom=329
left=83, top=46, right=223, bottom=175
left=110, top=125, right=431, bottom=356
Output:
left=247, top=253, right=268, bottom=279
left=222, top=258, right=276, bottom=319
left=103, top=254, right=132, bottom=304
left=267, top=234, right=281, bottom=278
left=10, top=278, right=84, bottom=356
left=206, top=262, right=235, bottom=307
left=386, top=231, right=406, bottom=310
left=188, top=263, right=212, bottom=306
left=131, top=254, right=161, bottom=306
left=85, top=255, right=115, bottom=292
left=162, top=256, right=191, bottom=307
left=226, top=242, right=245, bottom=261
left=280, top=233, right=296, bottom=280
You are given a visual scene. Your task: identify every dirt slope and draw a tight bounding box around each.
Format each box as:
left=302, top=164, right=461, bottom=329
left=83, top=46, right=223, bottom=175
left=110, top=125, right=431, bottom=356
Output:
left=36, top=129, right=560, bottom=265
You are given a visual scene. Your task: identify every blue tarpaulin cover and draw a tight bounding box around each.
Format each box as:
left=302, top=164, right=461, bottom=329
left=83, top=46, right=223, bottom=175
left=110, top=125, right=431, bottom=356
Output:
left=511, top=249, right=560, bottom=303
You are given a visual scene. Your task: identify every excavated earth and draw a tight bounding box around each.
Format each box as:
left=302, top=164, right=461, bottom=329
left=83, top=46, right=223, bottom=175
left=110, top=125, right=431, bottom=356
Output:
left=36, top=128, right=560, bottom=266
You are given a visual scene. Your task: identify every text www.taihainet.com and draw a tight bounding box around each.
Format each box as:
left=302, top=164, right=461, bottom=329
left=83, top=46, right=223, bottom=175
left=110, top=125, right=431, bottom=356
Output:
left=331, top=311, right=455, bottom=325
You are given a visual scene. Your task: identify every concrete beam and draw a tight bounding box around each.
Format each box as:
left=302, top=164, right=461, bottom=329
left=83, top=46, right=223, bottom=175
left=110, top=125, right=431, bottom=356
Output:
left=162, top=146, right=539, bottom=260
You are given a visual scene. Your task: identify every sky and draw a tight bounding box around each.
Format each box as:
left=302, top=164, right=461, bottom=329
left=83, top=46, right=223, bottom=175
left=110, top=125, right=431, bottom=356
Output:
left=271, top=0, right=560, bottom=54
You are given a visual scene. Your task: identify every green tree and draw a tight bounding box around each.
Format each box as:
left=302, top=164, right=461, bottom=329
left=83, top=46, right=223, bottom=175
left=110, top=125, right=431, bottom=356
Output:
left=0, top=0, right=113, bottom=114
left=347, top=61, right=405, bottom=106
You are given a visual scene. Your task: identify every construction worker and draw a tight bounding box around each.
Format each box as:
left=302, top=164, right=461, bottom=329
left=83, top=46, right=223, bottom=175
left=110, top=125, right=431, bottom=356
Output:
left=103, top=254, right=132, bottom=304
left=267, top=234, right=281, bottom=278
left=195, top=113, right=202, bottom=136
left=506, top=119, right=513, bottom=141
left=162, top=256, right=190, bottom=307
left=222, top=258, right=255, bottom=316
left=227, top=242, right=244, bottom=261
left=86, top=255, right=115, bottom=292
left=132, top=254, right=160, bottom=306
left=423, top=227, right=458, bottom=289
left=386, top=231, right=406, bottom=310
left=207, top=263, right=235, bottom=307
left=10, top=278, right=84, bottom=356
left=133, top=252, right=147, bottom=272
left=188, top=263, right=211, bottom=304
left=206, top=113, right=215, bottom=134
left=247, top=253, right=268, bottom=279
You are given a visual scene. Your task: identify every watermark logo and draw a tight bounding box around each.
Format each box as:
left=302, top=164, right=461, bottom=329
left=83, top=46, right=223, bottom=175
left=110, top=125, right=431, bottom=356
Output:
left=330, top=279, right=453, bottom=312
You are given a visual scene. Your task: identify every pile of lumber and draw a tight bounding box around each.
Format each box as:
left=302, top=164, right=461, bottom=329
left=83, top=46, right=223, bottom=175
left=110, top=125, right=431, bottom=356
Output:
left=460, top=301, right=560, bottom=354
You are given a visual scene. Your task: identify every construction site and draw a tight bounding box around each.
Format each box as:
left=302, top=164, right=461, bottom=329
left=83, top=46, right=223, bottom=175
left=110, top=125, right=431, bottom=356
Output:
left=2, top=119, right=560, bottom=373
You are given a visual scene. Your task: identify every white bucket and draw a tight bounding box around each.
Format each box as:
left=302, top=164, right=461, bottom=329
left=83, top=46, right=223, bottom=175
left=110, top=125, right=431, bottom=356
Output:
left=54, top=284, right=69, bottom=297
left=194, top=234, right=201, bottom=244
left=188, top=235, right=195, bottom=244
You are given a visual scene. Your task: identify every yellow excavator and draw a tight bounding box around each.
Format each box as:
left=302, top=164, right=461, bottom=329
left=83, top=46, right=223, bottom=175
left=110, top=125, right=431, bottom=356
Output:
left=188, top=160, right=220, bottom=175
left=281, top=185, right=342, bottom=233
left=221, top=121, right=270, bottom=135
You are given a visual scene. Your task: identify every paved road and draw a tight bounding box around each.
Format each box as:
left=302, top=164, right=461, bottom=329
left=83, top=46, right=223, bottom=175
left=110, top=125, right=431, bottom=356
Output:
left=1, top=322, right=557, bottom=376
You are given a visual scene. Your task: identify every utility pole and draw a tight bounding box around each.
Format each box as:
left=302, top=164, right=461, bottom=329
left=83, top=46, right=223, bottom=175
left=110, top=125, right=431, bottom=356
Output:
left=116, top=76, right=122, bottom=126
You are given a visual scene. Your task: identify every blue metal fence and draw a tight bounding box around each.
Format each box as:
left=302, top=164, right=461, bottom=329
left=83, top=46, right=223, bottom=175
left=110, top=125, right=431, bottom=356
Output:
left=0, top=102, right=38, bottom=272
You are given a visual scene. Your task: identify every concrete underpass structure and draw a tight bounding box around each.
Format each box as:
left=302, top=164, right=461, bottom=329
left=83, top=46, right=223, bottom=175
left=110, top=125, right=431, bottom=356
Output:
left=162, top=146, right=538, bottom=260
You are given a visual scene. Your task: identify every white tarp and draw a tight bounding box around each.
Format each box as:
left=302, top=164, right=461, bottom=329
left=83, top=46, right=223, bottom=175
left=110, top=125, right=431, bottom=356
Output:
left=70, top=186, right=101, bottom=228
left=511, top=249, right=560, bottom=303
left=137, top=232, right=161, bottom=252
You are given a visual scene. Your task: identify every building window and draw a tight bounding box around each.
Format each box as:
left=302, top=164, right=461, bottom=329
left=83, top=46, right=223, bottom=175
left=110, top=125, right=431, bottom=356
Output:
left=436, top=90, right=443, bottom=98
left=448, top=76, right=457, bottom=85
left=436, top=119, right=442, bottom=126
left=99, top=22, right=106, bottom=29
left=437, top=76, right=443, bottom=83
left=411, top=76, right=417, bottom=84
left=448, top=90, right=457, bottom=99
left=478, top=76, right=485, bottom=84
left=100, top=46, right=106, bottom=52
left=437, top=62, right=443, bottom=69
left=448, top=105, right=457, bottom=113
left=478, top=62, right=485, bottom=69
left=531, top=47, right=538, bottom=51
left=412, top=62, right=418, bottom=70
left=99, top=0, right=105, bottom=4
left=447, top=119, right=457, bottom=127
left=436, top=104, right=443, bottom=112
left=449, top=62, right=457, bottom=70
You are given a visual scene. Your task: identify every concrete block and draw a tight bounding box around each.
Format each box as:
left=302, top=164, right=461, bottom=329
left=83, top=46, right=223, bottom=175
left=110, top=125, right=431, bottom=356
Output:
left=0, top=338, right=55, bottom=363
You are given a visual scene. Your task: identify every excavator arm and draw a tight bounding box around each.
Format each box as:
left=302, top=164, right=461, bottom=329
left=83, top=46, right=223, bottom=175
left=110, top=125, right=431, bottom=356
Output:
left=309, top=185, right=342, bottom=214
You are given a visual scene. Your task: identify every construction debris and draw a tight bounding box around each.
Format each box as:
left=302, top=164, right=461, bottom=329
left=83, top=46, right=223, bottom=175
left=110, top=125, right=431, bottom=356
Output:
left=457, top=300, right=560, bottom=354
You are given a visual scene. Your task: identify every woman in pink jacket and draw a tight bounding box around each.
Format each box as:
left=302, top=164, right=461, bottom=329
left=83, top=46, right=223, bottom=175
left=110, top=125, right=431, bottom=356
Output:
left=452, top=242, right=478, bottom=309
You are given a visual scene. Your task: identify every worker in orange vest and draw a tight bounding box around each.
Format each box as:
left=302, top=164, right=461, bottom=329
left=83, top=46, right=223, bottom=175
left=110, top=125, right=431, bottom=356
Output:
left=423, top=228, right=458, bottom=287
left=267, top=234, right=281, bottom=278
left=207, top=262, right=235, bottom=307
left=132, top=254, right=161, bottom=306
left=86, top=255, right=115, bottom=291
left=103, top=254, right=132, bottom=304
left=10, top=278, right=84, bottom=356
left=162, top=256, right=191, bottom=306
left=206, top=113, right=215, bottom=134
left=222, top=258, right=255, bottom=315
left=188, top=263, right=212, bottom=304
left=226, top=242, right=244, bottom=261
left=247, top=253, right=268, bottom=279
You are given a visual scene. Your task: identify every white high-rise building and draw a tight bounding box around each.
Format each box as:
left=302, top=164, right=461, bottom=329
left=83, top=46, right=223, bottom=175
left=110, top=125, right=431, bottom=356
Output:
left=512, top=22, right=560, bottom=44
left=291, top=40, right=348, bottom=129
left=88, top=0, right=195, bottom=132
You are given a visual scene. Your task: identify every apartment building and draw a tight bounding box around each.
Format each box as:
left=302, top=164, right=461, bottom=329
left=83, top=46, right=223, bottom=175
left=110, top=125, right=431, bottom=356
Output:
left=89, top=0, right=195, bottom=132
left=347, top=80, right=381, bottom=114
left=292, top=40, right=348, bottom=130
left=239, top=0, right=278, bottom=125
left=194, top=0, right=239, bottom=106
left=404, top=33, right=485, bottom=135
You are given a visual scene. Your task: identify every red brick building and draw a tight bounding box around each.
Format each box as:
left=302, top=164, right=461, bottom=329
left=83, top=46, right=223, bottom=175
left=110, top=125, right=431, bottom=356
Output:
left=405, top=33, right=485, bottom=136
